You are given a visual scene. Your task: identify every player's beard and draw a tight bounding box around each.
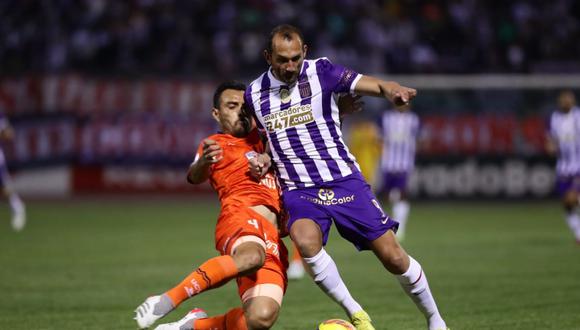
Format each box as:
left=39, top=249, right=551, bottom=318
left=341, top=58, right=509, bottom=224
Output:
left=230, top=118, right=250, bottom=138
left=240, top=115, right=251, bottom=135
left=280, top=70, right=299, bottom=85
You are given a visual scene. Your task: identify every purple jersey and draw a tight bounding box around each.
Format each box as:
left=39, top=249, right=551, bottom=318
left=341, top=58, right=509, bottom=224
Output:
left=379, top=110, right=419, bottom=173
left=549, top=107, right=580, bottom=176
left=245, top=58, right=362, bottom=191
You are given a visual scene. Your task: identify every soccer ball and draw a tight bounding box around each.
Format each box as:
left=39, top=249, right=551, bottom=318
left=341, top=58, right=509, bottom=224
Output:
left=317, top=319, right=356, bottom=330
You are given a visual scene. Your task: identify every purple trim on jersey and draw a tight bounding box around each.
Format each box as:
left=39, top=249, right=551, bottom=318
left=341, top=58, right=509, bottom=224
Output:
left=315, top=58, right=358, bottom=93
left=259, top=74, right=272, bottom=116
left=280, top=81, right=323, bottom=184
left=304, top=121, right=342, bottom=180
left=284, top=62, right=323, bottom=182
left=285, top=127, right=323, bottom=183
left=244, top=82, right=263, bottom=130
left=283, top=172, right=399, bottom=251
left=299, top=62, right=342, bottom=180
left=269, top=135, right=293, bottom=190
left=258, top=76, right=304, bottom=190
left=315, top=60, right=356, bottom=169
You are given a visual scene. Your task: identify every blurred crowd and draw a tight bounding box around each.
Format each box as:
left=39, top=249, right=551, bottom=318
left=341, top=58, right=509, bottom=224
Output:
left=1, top=0, right=580, bottom=77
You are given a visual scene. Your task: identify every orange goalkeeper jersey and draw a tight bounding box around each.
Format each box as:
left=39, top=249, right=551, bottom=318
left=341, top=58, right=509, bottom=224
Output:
left=194, top=128, right=281, bottom=214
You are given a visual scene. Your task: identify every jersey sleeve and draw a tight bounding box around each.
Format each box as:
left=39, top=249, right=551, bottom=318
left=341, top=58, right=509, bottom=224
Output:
left=192, top=142, right=203, bottom=164
left=316, top=58, right=362, bottom=94
left=187, top=140, right=209, bottom=184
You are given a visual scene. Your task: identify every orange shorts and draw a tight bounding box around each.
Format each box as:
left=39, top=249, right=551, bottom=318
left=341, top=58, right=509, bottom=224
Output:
left=215, top=207, right=288, bottom=302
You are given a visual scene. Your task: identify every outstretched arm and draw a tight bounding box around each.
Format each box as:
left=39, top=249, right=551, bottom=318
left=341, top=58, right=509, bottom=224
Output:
left=354, top=75, right=417, bottom=106
left=187, top=139, right=222, bottom=184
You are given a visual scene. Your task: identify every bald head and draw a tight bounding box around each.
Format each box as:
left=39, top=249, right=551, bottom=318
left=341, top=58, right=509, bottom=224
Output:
left=266, top=24, right=305, bottom=53
left=264, top=24, right=308, bottom=85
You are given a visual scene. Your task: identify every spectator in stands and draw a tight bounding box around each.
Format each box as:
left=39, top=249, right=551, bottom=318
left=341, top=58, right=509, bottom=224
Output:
left=1, top=0, right=579, bottom=76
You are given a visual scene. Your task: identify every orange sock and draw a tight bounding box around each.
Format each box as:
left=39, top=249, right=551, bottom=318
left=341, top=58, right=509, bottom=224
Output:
left=193, top=307, right=247, bottom=330
left=165, top=255, right=238, bottom=307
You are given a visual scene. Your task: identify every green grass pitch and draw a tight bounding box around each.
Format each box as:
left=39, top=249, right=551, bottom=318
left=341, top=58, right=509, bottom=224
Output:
left=1, top=198, right=579, bottom=329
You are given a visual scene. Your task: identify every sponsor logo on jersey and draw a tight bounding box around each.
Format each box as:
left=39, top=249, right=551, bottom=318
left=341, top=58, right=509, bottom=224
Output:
left=265, top=238, right=280, bottom=257
left=300, top=188, right=355, bottom=206
left=318, top=188, right=335, bottom=201
left=263, top=104, right=314, bottom=132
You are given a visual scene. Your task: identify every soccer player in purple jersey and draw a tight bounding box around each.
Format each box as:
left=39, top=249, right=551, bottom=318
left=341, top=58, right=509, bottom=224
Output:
left=0, top=113, right=26, bottom=231
left=546, top=90, right=580, bottom=244
left=245, top=25, right=447, bottom=330
left=377, top=104, right=420, bottom=241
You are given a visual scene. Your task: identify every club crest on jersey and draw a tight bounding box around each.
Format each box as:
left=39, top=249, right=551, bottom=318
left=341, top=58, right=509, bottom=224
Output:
left=279, top=87, right=291, bottom=103
left=245, top=151, right=258, bottom=160
left=299, top=82, right=311, bottom=98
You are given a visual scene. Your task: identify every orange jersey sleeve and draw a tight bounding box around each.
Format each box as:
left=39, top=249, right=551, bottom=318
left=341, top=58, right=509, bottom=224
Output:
left=196, top=129, right=281, bottom=213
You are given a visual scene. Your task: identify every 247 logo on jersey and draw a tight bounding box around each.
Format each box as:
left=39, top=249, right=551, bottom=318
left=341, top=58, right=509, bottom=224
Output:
left=263, top=104, right=315, bottom=132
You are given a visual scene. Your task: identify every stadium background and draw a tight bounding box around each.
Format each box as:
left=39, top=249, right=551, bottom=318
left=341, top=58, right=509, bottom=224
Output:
left=1, top=1, right=579, bottom=329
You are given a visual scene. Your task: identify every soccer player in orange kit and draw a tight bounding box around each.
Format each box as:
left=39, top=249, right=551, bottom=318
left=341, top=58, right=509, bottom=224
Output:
left=135, top=81, right=288, bottom=330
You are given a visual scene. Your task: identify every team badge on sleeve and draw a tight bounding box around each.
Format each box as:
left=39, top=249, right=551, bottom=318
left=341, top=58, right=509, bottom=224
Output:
left=245, top=151, right=258, bottom=160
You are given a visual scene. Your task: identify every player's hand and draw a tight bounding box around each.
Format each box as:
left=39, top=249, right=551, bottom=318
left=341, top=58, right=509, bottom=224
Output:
left=248, top=153, right=271, bottom=179
left=338, top=94, right=364, bottom=120
left=201, top=139, right=223, bottom=164
left=389, top=84, right=417, bottom=106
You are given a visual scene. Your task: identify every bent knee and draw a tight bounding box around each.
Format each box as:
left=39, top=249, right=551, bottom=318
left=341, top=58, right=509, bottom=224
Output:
left=245, top=305, right=279, bottom=330
left=380, top=245, right=408, bottom=274
left=290, top=219, right=323, bottom=257
left=233, top=243, right=266, bottom=274
left=244, top=251, right=265, bottom=269
left=388, top=252, right=407, bottom=270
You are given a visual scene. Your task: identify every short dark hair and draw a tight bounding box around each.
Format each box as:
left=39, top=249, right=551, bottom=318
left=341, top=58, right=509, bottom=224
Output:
left=213, top=81, right=246, bottom=109
left=266, top=24, right=305, bottom=53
